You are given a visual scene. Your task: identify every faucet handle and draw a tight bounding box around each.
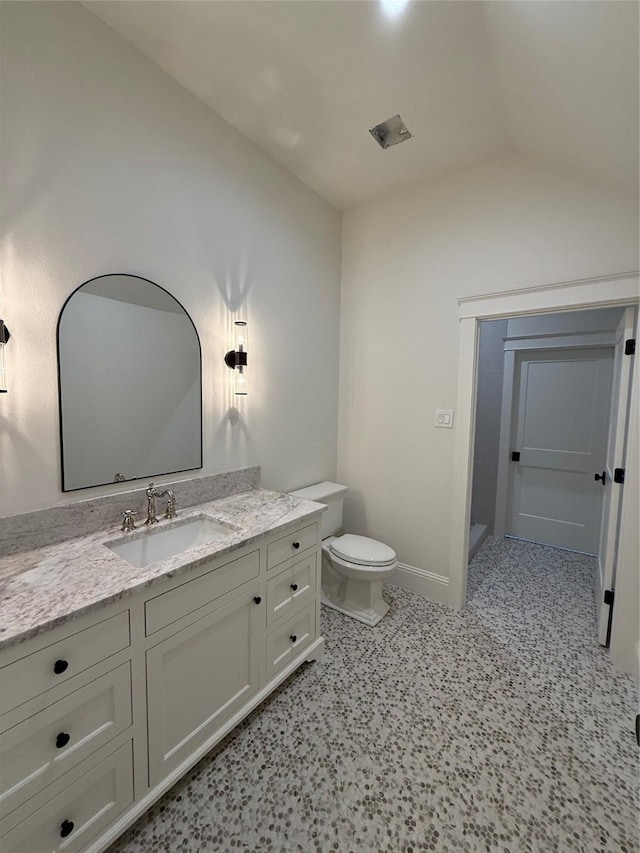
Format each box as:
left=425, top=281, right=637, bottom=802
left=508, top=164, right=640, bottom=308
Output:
left=120, top=510, right=137, bottom=532
left=164, top=490, right=179, bottom=519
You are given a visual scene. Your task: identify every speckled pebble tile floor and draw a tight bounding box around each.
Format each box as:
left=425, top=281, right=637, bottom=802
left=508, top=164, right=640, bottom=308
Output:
left=108, top=537, right=639, bottom=853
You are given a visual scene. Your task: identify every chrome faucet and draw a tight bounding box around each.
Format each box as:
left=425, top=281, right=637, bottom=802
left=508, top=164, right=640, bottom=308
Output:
left=145, top=482, right=162, bottom=525
left=145, top=482, right=178, bottom=525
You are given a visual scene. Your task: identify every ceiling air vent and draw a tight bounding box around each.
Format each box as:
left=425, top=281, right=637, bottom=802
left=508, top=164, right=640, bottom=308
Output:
left=369, top=114, right=412, bottom=149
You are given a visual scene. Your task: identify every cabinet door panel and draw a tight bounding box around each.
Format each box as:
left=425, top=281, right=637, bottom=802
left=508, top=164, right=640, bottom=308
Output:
left=147, top=589, right=260, bottom=786
left=0, top=663, right=131, bottom=819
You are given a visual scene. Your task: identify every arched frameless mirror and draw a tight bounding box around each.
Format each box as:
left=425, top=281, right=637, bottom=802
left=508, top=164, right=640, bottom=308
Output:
left=57, top=274, right=202, bottom=491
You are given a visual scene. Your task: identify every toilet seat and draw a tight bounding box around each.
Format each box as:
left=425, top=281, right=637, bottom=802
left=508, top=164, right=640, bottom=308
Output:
left=329, top=534, right=396, bottom=567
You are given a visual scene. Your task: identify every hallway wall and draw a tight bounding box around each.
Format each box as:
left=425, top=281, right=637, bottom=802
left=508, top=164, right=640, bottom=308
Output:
left=471, top=319, right=507, bottom=534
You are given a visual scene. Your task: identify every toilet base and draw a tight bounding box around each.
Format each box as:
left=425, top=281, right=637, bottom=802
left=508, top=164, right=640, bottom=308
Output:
left=321, top=589, right=390, bottom=627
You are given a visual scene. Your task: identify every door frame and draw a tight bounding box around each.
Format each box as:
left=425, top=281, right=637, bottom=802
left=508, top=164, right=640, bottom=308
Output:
left=449, top=271, right=639, bottom=614
left=494, top=333, right=616, bottom=542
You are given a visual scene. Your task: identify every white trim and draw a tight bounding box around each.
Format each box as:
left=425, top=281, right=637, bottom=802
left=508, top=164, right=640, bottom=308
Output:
left=458, top=271, right=640, bottom=307
left=494, top=350, right=515, bottom=541
left=504, top=332, right=615, bottom=351
left=458, top=273, right=639, bottom=320
left=392, top=562, right=450, bottom=606
left=451, top=272, right=639, bottom=613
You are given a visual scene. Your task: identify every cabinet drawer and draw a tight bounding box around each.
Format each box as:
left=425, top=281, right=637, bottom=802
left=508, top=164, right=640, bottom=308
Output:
left=267, top=523, right=318, bottom=572
left=266, top=552, right=317, bottom=627
left=0, top=611, right=130, bottom=716
left=266, top=605, right=316, bottom=681
left=145, top=549, right=260, bottom=636
left=0, top=662, right=132, bottom=819
left=0, top=740, right=133, bottom=853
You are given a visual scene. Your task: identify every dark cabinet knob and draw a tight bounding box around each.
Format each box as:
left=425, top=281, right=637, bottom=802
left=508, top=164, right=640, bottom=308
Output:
left=292, top=541, right=300, bottom=550
left=290, top=583, right=298, bottom=592
left=253, top=596, right=262, bottom=605
left=290, top=634, right=297, bottom=643
left=60, top=820, right=74, bottom=838
left=53, top=659, right=69, bottom=675
left=56, top=732, right=71, bottom=749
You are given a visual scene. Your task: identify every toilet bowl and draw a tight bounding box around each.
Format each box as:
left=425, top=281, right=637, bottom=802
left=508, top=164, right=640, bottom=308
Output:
left=289, top=482, right=397, bottom=627
left=322, top=534, right=397, bottom=626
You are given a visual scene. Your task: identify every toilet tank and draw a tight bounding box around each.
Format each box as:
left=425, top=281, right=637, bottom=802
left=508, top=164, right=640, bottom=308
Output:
left=289, top=482, right=348, bottom=538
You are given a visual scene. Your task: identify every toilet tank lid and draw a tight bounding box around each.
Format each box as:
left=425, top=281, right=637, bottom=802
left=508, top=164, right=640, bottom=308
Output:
left=289, top=481, right=348, bottom=502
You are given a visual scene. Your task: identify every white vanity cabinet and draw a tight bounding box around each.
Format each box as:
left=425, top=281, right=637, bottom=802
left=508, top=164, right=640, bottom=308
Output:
left=0, top=605, right=136, bottom=851
left=0, top=512, right=323, bottom=853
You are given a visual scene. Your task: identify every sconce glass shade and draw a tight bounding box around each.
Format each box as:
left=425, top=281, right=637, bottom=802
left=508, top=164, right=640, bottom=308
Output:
left=0, top=320, right=9, bottom=394
left=225, top=320, right=248, bottom=396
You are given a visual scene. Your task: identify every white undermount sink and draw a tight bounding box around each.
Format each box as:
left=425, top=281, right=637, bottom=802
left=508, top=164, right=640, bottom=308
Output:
left=106, top=516, right=237, bottom=568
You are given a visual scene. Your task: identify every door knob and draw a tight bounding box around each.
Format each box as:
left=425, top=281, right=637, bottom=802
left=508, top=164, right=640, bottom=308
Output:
left=594, top=471, right=606, bottom=484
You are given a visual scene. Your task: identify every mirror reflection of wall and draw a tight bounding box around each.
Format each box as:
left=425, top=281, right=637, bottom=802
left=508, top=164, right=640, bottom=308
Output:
left=58, top=274, right=202, bottom=491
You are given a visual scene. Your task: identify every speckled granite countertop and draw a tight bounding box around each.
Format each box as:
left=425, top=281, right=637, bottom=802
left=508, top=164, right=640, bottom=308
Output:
left=0, top=489, right=324, bottom=652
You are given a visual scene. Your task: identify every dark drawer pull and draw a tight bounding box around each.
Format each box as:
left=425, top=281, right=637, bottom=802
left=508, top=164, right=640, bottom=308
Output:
left=53, top=659, right=69, bottom=675
left=290, top=634, right=297, bottom=643
left=56, top=732, right=71, bottom=749
left=290, top=583, right=298, bottom=592
left=292, top=541, right=300, bottom=550
left=253, top=596, right=262, bottom=605
left=60, top=820, right=74, bottom=838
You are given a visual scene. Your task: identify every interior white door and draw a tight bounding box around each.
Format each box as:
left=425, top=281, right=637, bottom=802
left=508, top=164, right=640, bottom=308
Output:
left=508, top=347, right=613, bottom=553
left=596, top=308, right=636, bottom=645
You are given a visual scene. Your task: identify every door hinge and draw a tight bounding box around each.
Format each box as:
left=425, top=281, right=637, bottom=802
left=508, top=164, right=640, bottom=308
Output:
left=625, top=339, right=636, bottom=356
left=511, top=451, right=520, bottom=462
left=603, top=589, right=615, bottom=606
left=613, top=468, right=625, bottom=484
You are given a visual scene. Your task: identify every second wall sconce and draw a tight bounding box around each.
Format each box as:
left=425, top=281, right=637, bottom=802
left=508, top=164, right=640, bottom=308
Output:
left=0, top=319, right=10, bottom=394
left=224, top=320, right=248, bottom=396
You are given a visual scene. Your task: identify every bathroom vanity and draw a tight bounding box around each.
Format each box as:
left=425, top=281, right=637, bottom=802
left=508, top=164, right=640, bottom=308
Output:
left=0, top=485, right=324, bottom=852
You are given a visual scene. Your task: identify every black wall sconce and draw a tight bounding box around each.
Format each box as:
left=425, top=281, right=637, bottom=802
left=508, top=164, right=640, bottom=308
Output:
left=0, top=319, right=10, bottom=394
left=225, top=320, right=248, bottom=396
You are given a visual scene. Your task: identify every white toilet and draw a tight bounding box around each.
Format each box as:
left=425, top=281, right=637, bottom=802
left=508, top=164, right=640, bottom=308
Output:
left=289, top=482, right=397, bottom=626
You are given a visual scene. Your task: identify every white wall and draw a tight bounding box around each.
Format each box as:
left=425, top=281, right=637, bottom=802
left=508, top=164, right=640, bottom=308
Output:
left=0, top=2, right=341, bottom=516
left=339, top=153, right=638, bottom=588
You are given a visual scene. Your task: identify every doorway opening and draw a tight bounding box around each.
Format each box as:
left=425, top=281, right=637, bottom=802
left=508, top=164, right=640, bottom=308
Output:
left=449, top=273, right=638, bottom=669
left=468, top=306, right=636, bottom=645
left=470, top=307, right=622, bottom=557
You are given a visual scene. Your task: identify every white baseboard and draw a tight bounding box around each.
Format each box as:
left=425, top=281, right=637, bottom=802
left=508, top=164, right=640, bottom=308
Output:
left=391, top=562, right=451, bottom=607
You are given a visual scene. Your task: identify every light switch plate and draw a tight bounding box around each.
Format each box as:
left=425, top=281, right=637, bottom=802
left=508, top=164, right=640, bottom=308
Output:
left=435, top=409, right=454, bottom=429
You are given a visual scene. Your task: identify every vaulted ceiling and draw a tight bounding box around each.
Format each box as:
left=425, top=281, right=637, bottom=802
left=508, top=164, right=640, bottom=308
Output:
left=84, top=0, right=639, bottom=210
